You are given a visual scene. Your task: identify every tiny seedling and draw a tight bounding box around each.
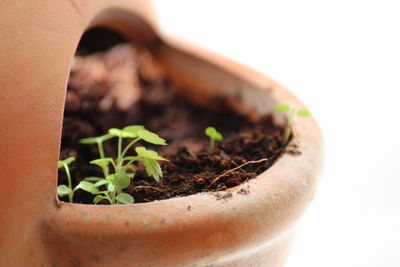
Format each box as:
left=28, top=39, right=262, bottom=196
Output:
left=275, top=104, right=311, bottom=145
left=79, top=125, right=168, bottom=205
left=57, top=157, right=75, bottom=202
left=57, top=157, right=99, bottom=203
left=205, top=127, right=223, bottom=148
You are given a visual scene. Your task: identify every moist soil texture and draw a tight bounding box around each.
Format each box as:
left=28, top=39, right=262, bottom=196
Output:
left=59, top=43, right=287, bottom=204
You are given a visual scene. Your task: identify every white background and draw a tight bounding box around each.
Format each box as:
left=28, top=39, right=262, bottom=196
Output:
left=153, top=1, right=400, bottom=266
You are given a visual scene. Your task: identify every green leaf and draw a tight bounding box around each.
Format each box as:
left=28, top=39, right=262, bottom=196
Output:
left=57, top=185, right=71, bottom=196
left=79, top=137, right=98, bottom=144
left=84, top=177, right=103, bottom=182
left=107, top=182, right=115, bottom=192
left=76, top=181, right=98, bottom=194
left=64, top=157, right=76, bottom=165
left=116, top=172, right=131, bottom=189
left=116, top=193, right=134, bottom=204
left=106, top=174, right=115, bottom=181
left=108, top=128, right=138, bottom=138
left=58, top=157, right=75, bottom=169
left=122, top=125, right=145, bottom=137
left=137, top=130, right=167, bottom=145
left=79, top=134, right=114, bottom=144
left=90, top=158, right=114, bottom=169
left=205, top=127, right=223, bottom=141
left=108, top=128, right=123, bottom=137
left=143, top=158, right=162, bottom=182
left=94, top=179, right=110, bottom=187
left=297, top=109, right=311, bottom=118
left=135, top=147, right=168, bottom=161
left=93, top=195, right=104, bottom=204
left=275, top=104, right=290, bottom=113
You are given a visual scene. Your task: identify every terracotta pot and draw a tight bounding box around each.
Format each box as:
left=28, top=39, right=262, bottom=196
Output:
left=0, top=1, right=323, bottom=266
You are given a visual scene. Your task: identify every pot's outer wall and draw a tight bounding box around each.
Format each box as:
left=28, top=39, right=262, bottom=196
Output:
left=0, top=1, right=323, bottom=267
left=0, top=0, right=157, bottom=266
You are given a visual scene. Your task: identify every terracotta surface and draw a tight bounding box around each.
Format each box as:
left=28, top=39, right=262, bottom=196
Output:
left=0, top=1, right=323, bottom=266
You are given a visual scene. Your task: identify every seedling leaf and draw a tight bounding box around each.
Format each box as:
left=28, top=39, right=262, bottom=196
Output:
left=94, top=179, right=110, bottom=187
left=109, top=128, right=139, bottom=138
left=90, top=158, right=114, bottom=168
left=58, top=157, right=75, bottom=169
left=205, top=127, right=223, bottom=141
left=123, top=125, right=145, bottom=138
left=275, top=104, right=290, bottom=113
left=135, top=147, right=167, bottom=161
left=57, top=185, right=71, bottom=196
left=79, top=134, right=113, bottom=144
left=137, top=130, right=167, bottom=145
left=116, top=193, right=134, bottom=204
left=106, top=174, right=116, bottom=181
left=116, top=172, right=131, bottom=189
left=297, top=109, right=311, bottom=118
left=84, top=177, right=103, bottom=182
left=107, top=183, right=115, bottom=192
left=143, top=158, right=163, bottom=182
left=76, top=181, right=98, bottom=194
left=64, top=157, right=76, bottom=166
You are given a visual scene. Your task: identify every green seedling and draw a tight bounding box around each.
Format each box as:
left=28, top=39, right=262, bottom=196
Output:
left=275, top=104, right=311, bottom=145
left=57, top=157, right=75, bottom=202
left=57, top=157, right=99, bottom=203
left=80, top=125, right=168, bottom=205
left=205, top=127, right=223, bottom=148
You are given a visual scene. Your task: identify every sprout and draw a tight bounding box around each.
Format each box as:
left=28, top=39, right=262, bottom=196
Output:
left=77, top=125, right=168, bottom=205
left=275, top=104, right=311, bottom=145
left=205, top=127, right=223, bottom=148
left=57, top=157, right=99, bottom=203
left=57, top=157, right=75, bottom=203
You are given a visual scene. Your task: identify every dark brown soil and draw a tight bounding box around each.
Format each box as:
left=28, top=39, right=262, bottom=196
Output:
left=59, top=43, right=286, bottom=204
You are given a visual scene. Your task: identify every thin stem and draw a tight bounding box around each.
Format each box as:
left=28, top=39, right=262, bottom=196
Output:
left=111, top=136, right=141, bottom=205
left=111, top=136, right=125, bottom=204
left=117, top=136, right=122, bottom=163
left=110, top=160, right=118, bottom=172
left=210, top=139, right=215, bottom=148
left=121, top=138, right=140, bottom=158
left=127, top=159, right=139, bottom=166
left=97, top=141, right=105, bottom=159
left=97, top=141, right=109, bottom=177
left=283, top=107, right=296, bottom=145
left=63, top=162, right=73, bottom=203
left=110, top=184, right=117, bottom=205
left=109, top=169, right=120, bottom=205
